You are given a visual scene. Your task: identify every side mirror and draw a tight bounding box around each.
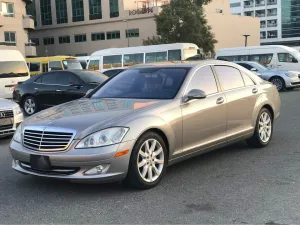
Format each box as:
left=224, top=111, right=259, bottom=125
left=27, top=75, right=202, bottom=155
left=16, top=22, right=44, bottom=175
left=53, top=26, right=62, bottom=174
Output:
left=251, top=68, right=258, bottom=71
left=184, top=89, right=207, bottom=103
left=85, top=89, right=93, bottom=96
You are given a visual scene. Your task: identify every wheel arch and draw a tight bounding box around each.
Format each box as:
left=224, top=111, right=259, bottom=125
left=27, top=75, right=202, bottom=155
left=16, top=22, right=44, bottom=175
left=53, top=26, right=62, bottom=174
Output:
left=262, top=104, right=274, bottom=120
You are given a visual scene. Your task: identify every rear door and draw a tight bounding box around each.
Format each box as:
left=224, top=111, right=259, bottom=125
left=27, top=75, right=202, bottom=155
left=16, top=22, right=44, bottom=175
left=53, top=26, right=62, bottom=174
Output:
left=214, top=65, right=259, bottom=140
left=57, top=72, right=84, bottom=103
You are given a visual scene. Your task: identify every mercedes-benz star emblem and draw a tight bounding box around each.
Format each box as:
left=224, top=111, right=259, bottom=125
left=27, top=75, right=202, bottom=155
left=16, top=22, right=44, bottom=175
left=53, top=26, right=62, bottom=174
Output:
left=0, top=112, right=5, bottom=118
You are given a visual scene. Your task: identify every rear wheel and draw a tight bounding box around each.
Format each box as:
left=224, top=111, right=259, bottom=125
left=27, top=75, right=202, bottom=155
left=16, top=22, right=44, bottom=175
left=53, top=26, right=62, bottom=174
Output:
left=246, top=108, right=273, bottom=148
left=124, top=132, right=167, bottom=189
left=22, top=96, right=38, bottom=116
left=270, top=77, right=285, bottom=91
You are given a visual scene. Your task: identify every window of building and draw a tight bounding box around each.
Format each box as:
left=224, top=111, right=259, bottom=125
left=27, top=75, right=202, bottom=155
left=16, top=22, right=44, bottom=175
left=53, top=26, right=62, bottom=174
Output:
left=214, top=66, right=245, bottom=91
left=41, top=73, right=58, bottom=84
left=126, top=29, right=139, bottom=38
left=103, top=55, right=122, bottom=69
left=278, top=53, right=298, bottom=63
left=74, top=34, right=86, bottom=43
left=282, top=1, right=300, bottom=38
left=30, top=38, right=39, bottom=46
left=145, top=52, right=167, bottom=63
left=43, top=37, right=54, bottom=45
left=40, top=0, right=52, bottom=25
left=26, top=0, right=37, bottom=26
left=89, top=0, right=102, bottom=20
left=168, top=49, right=181, bottom=61
left=56, top=0, right=68, bottom=24
left=186, top=66, right=218, bottom=95
left=29, top=62, right=41, bottom=72
left=109, top=0, right=119, bottom=18
left=59, top=36, right=70, bottom=44
left=4, top=32, right=16, bottom=45
left=72, top=0, right=84, bottom=22
left=107, top=31, right=120, bottom=40
left=91, top=32, right=105, bottom=41
left=88, top=59, right=100, bottom=70
left=230, top=2, right=241, bottom=7
left=123, top=53, right=144, bottom=66
left=1, top=2, right=14, bottom=17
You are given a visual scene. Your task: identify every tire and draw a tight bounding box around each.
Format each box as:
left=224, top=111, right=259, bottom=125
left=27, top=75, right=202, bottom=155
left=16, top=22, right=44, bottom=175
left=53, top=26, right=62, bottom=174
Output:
left=124, top=132, right=167, bottom=189
left=270, top=77, right=285, bottom=92
left=22, top=96, right=38, bottom=116
left=246, top=108, right=273, bottom=148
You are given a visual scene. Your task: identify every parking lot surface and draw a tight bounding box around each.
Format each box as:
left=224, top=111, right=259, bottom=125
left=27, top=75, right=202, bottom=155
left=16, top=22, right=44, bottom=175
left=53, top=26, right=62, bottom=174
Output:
left=0, top=90, right=300, bottom=224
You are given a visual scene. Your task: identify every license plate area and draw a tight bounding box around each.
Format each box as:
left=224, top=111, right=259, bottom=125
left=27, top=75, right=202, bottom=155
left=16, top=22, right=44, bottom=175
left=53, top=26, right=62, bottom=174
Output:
left=0, top=118, right=13, bottom=126
left=30, top=155, right=51, bottom=171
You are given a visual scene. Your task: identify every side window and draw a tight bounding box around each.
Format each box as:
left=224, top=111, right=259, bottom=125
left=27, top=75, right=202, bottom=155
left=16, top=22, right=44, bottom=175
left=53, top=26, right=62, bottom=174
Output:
left=41, top=73, right=58, bottom=84
left=250, top=54, right=273, bottom=65
left=58, top=73, right=78, bottom=85
left=88, top=60, right=100, bottom=70
left=215, top=66, right=244, bottom=91
left=42, top=63, right=48, bottom=72
left=186, top=66, right=218, bottom=95
left=168, top=49, right=181, bottom=61
left=278, top=53, right=298, bottom=63
left=49, top=61, right=63, bottom=71
left=103, top=55, right=122, bottom=69
left=145, top=52, right=167, bottom=63
left=123, top=53, right=144, bottom=67
left=242, top=72, right=255, bottom=86
left=29, top=62, right=41, bottom=72
left=35, top=76, right=42, bottom=83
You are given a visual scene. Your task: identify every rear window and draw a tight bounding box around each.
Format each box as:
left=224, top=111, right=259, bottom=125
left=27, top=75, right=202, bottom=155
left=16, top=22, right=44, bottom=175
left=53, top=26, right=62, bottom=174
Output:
left=0, top=61, right=29, bottom=78
left=73, top=71, right=108, bottom=84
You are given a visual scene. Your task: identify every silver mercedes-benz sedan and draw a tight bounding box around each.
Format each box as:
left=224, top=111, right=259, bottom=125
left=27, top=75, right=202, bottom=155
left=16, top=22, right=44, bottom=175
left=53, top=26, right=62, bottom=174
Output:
left=10, top=60, right=281, bottom=189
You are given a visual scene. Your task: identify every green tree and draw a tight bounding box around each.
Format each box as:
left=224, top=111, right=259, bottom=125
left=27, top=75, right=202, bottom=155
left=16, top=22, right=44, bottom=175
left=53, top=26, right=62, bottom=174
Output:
left=143, top=0, right=217, bottom=54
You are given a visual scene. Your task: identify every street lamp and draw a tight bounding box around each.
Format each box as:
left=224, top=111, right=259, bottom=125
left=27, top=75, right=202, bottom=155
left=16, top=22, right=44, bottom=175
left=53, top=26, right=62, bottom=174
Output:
left=123, top=20, right=129, bottom=47
left=243, top=34, right=250, bottom=47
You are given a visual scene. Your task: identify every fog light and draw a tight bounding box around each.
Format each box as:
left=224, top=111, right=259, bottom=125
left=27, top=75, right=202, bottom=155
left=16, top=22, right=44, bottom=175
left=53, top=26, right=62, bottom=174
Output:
left=84, top=164, right=110, bottom=175
left=12, top=159, right=18, bottom=167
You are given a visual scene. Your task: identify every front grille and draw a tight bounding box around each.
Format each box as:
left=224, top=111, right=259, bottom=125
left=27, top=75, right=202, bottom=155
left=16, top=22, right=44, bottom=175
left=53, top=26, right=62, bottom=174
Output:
left=19, top=161, right=79, bottom=176
left=23, top=129, right=74, bottom=152
left=0, top=124, right=13, bottom=131
left=0, top=110, right=13, bottom=119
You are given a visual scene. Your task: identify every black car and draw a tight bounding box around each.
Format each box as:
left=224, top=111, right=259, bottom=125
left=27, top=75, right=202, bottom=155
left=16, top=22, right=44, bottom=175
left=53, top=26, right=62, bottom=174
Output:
left=13, top=70, right=108, bottom=116
left=102, top=69, right=125, bottom=77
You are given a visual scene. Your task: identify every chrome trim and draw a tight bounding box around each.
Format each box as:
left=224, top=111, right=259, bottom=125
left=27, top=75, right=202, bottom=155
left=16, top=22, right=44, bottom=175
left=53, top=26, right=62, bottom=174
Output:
left=22, top=126, right=76, bottom=152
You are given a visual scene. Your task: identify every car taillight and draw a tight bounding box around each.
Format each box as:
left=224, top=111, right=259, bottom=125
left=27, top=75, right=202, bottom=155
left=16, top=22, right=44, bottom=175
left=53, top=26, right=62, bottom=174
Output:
left=13, top=84, right=18, bottom=90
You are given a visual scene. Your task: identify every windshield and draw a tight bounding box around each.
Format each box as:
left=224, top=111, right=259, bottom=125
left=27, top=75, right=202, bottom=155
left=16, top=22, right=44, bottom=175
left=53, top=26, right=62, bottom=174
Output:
left=91, top=67, right=190, bottom=99
left=63, top=60, right=83, bottom=70
left=254, top=62, right=269, bottom=71
left=73, top=71, right=108, bottom=84
left=0, top=61, right=29, bottom=78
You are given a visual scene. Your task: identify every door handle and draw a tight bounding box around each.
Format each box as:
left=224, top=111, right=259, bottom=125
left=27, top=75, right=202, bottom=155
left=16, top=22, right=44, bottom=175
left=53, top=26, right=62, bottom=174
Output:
left=34, top=88, right=39, bottom=91
left=252, top=87, right=258, bottom=94
left=216, top=97, right=224, bottom=104
left=56, top=90, right=62, bottom=92
left=278, top=65, right=282, bottom=67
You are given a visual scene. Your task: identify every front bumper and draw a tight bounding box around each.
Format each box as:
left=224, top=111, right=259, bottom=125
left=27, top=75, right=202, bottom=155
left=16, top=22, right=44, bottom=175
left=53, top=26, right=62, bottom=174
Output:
left=10, top=139, right=136, bottom=183
left=285, top=76, right=300, bottom=88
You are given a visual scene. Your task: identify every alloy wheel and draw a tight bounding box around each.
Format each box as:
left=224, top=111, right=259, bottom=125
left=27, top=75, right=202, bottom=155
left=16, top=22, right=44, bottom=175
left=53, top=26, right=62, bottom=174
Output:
left=271, top=78, right=283, bottom=91
left=258, top=112, right=272, bottom=143
left=24, top=98, right=36, bottom=115
left=137, top=139, right=164, bottom=183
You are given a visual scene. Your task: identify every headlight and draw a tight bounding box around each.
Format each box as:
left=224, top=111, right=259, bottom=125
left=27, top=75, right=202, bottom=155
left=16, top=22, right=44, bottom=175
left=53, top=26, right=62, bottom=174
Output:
left=13, top=106, right=22, bottom=115
left=76, top=127, right=129, bottom=149
left=13, top=123, right=23, bottom=143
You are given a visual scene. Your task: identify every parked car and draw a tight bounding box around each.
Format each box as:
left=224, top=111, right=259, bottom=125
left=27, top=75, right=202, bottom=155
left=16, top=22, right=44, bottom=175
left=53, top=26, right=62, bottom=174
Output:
left=10, top=60, right=280, bottom=189
left=102, top=69, right=125, bottom=77
left=13, top=70, right=108, bottom=116
left=0, top=98, right=24, bottom=137
left=235, top=61, right=300, bottom=91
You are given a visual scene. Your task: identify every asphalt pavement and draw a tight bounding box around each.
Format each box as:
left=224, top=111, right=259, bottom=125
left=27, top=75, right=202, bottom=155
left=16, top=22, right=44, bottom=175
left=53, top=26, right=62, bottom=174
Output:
left=1, top=89, right=300, bottom=224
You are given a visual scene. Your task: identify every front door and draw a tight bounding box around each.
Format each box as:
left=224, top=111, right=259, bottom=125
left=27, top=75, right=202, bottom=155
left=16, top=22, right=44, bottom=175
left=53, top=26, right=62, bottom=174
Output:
left=37, top=72, right=60, bottom=107
left=214, top=65, right=259, bottom=139
left=181, top=66, right=227, bottom=153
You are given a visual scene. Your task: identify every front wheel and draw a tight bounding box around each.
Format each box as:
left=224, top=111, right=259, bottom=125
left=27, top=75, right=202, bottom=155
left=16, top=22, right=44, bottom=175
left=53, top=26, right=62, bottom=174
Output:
left=22, top=96, right=38, bottom=116
left=270, top=77, right=285, bottom=92
left=246, top=108, right=273, bottom=148
left=124, top=132, right=167, bottom=189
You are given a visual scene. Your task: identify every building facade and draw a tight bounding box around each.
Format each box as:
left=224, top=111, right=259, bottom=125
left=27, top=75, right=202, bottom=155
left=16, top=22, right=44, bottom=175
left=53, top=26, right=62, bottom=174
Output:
left=230, top=0, right=300, bottom=46
left=29, top=0, right=260, bottom=57
left=0, top=0, right=36, bottom=56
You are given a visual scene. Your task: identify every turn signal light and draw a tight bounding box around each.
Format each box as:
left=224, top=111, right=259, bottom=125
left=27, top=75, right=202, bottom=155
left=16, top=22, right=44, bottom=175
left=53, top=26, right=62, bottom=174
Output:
left=114, top=149, right=129, bottom=158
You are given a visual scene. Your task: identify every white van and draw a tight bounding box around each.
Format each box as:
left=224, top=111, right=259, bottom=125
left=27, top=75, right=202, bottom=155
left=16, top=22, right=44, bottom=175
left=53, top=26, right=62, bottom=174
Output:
left=0, top=50, right=30, bottom=99
left=215, top=45, right=300, bottom=71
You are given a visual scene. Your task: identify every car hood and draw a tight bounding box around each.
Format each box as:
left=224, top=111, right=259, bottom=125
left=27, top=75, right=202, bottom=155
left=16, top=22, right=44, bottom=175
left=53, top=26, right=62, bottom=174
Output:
left=23, top=98, right=162, bottom=138
left=0, top=98, right=19, bottom=110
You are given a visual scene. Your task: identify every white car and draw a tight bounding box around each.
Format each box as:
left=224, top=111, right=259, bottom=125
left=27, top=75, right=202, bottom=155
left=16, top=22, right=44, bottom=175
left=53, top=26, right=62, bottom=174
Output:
left=0, top=99, right=24, bottom=137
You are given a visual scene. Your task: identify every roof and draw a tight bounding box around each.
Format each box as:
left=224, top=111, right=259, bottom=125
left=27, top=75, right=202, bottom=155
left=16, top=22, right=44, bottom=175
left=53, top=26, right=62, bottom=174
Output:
left=218, top=45, right=298, bottom=52
left=0, top=50, right=25, bottom=62
left=26, top=56, right=77, bottom=62
left=90, top=43, right=199, bottom=56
